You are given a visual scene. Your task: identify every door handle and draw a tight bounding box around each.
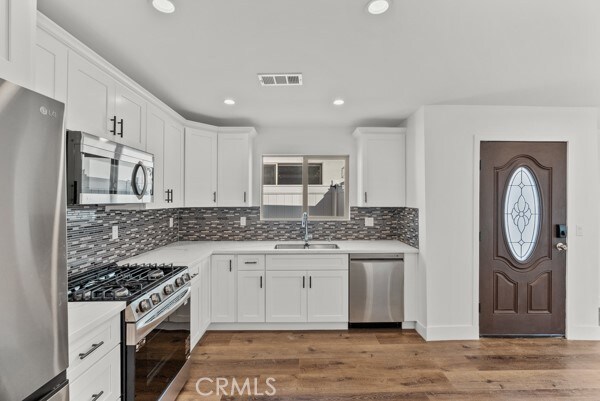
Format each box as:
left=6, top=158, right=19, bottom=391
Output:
left=556, top=242, right=568, bottom=252
left=110, top=116, right=116, bottom=135
left=118, top=118, right=124, bottom=137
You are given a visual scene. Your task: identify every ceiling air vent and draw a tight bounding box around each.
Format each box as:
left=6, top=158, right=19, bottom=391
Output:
left=258, top=73, right=303, bottom=86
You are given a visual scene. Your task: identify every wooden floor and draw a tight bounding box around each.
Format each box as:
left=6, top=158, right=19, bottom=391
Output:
left=175, top=329, right=600, bottom=400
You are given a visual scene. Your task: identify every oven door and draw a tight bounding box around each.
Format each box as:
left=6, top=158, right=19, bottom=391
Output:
left=125, top=287, right=191, bottom=401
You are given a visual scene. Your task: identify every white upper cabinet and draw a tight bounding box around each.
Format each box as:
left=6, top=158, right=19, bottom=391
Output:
left=0, top=0, right=35, bottom=87
left=185, top=126, right=218, bottom=207
left=146, top=104, right=183, bottom=209
left=34, top=28, right=68, bottom=102
left=164, top=119, right=184, bottom=207
left=115, top=83, right=147, bottom=149
left=217, top=128, right=256, bottom=207
left=67, top=51, right=147, bottom=149
left=67, top=51, right=116, bottom=138
left=354, top=127, right=406, bottom=207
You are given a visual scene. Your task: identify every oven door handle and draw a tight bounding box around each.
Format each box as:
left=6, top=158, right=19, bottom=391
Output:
left=129, top=286, right=191, bottom=345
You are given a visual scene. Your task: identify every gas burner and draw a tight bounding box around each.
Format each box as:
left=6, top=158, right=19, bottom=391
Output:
left=114, top=287, right=130, bottom=298
left=148, top=269, right=165, bottom=280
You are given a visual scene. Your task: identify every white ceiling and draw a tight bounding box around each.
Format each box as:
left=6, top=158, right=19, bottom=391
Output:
left=37, top=0, right=600, bottom=129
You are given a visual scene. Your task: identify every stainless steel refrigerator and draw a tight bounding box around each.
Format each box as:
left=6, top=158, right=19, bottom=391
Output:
left=0, top=79, right=69, bottom=401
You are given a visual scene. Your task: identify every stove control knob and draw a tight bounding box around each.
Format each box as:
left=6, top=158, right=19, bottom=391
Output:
left=175, top=277, right=184, bottom=287
left=150, top=293, right=162, bottom=305
left=182, top=273, right=191, bottom=282
left=139, top=299, right=152, bottom=313
left=163, top=284, right=174, bottom=295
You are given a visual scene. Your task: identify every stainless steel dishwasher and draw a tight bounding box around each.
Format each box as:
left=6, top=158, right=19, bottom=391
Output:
left=349, top=254, right=404, bottom=324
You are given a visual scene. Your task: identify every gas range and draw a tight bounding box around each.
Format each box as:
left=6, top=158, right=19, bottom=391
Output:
left=68, top=263, right=191, bottom=322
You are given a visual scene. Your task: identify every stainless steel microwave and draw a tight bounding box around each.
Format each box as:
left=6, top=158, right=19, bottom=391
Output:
left=66, top=131, right=154, bottom=205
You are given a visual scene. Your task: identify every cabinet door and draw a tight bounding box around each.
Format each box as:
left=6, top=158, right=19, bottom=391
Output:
left=210, top=256, right=236, bottom=322
left=217, top=133, right=250, bottom=207
left=307, top=270, right=348, bottom=323
left=34, top=28, right=68, bottom=102
left=266, top=271, right=307, bottom=323
left=200, top=258, right=211, bottom=332
left=0, top=0, right=35, bottom=87
left=115, top=83, right=146, bottom=149
left=67, top=51, right=116, bottom=138
left=237, top=270, right=265, bottom=322
left=164, top=119, right=184, bottom=207
left=185, top=127, right=218, bottom=207
left=145, top=105, right=167, bottom=209
left=190, top=277, right=201, bottom=348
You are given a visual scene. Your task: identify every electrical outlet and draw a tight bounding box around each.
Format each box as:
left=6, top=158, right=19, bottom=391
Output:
left=240, top=217, right=247, bottom=226
left=112, top=225, right=119, bottom=240
left=365, top=217, right=374, bottom=227
left=169, top=217, right=174, bottom=228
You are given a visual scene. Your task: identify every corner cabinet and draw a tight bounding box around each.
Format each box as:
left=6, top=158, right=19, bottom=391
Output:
left=217, top=128, right=256, bottom=207
left=354, top=127, right=406, bottom=207
left=185, top=126, right=218, bottom=207
left=146, top=104, right=184, bottom=209
left=0, top=0, right=36, bottom=87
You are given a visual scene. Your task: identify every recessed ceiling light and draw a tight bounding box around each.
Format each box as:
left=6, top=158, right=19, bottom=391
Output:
left=224, top=99, right=236, bottom=105
left=367, top=0, right=390, bottom=15
left=152, top=0, right=175, bottom=14
left=333, top=99, right=345, bottom=106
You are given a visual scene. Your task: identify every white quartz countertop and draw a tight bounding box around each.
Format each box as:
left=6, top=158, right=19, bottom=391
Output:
left=68, top=301, right=125, bottom=339
left=119, top=240, right=418, bottom=267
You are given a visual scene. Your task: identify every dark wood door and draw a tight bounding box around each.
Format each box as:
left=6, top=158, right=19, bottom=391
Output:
left=480, top=142, right=567, bottom=336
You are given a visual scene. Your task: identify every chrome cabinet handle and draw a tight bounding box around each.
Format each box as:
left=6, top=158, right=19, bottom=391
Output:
left=79, top=341, right=104, bottom=360
left=91, top=391, right=104, bottom=401
left=556, top=242, right=568, bottom=252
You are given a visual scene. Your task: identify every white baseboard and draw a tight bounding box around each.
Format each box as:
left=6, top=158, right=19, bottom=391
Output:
left=418, top=324, right=479, bottom=341
left=208, top=322, right=348, bottom=331
left=402, top=321, right=416, bottom=329
left=566, top=325, right=600, bottom=340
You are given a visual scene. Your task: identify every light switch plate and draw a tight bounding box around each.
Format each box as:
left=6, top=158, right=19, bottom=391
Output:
left=169, top=217, right=174, bottom=228
left=112, top=225, right=119, bottom=240
left=240, top=217, right=247, bottom=226
left=365, top=217, right=374, bottom=227
left=576, top=225, right=584, bottom=236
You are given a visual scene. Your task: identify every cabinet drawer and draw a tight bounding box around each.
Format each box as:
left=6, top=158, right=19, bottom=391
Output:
left=70, top=344, right=121, bottom=401
left=68, top=314, right=121, bottom=382
left=237, top=254, right=266, bottom=270
left=266, top=254, right=348, bottom=271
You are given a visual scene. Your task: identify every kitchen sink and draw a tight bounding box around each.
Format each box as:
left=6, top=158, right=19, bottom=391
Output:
left=274, top=243, right=340, bottom=250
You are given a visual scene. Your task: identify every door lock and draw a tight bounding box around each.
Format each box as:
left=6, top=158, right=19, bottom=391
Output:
left=556, top=242, right=568, bottom=252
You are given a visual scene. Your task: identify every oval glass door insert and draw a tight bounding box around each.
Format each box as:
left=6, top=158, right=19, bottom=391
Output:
left=503, top=166, right=541, bottom=262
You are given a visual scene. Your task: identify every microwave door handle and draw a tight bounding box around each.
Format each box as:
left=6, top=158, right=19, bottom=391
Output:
left=132, top=286, right=191, bottom=344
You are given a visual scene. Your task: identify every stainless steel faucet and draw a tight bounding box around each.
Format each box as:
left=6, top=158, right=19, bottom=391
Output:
left=301, top=212, right=312, bottom=246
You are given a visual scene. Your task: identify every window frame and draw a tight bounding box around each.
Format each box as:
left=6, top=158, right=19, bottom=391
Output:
left=260, top=155, right=350, bottom=221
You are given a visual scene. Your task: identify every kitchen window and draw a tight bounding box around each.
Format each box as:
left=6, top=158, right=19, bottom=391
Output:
left=261, top=155, right=349, bottom=221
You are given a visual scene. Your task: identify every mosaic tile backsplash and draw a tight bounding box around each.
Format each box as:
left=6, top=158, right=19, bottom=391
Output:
left=67, top=206, right=179, bottom=274
left=67, top=206, right=418, bottom=273
left=178, top=207, right=418, bottom=246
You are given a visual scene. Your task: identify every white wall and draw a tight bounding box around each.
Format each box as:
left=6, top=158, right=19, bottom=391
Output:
left=252, top=127, right=357, bottom=206
left=410, top=105, right=600, bottom=341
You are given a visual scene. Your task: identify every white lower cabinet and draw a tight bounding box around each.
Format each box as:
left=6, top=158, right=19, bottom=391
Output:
left=265, top=270, right=308, bottom=322
left=210, top=255, right=236, bottom=322
left=237, top=270, right=265, bottom=322
left=191, top=257, right=212, bottom=348
left=307, top=270, right=348, bottom=322
left=70, top=344, right=121, bottom=401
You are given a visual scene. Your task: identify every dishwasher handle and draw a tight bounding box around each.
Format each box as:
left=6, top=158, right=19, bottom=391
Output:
left=350, top=253, right=404, bottom=261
